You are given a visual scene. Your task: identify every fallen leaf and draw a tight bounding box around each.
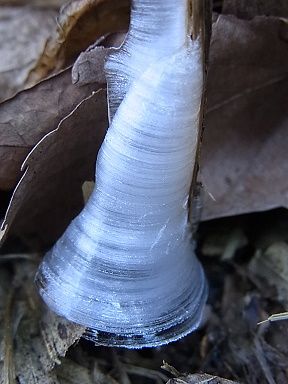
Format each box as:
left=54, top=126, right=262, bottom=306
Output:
left=200, top=15, right=288, bottom=219
left=72, top=32, right=126, bottom=86
left=222, top=0, right=288, bottom=19
left=0, top=0, right=66, bottom=6
left=1, top=90, right=108, bottom=247
left=0, top=6, right=57, bottom=102
left=0, top=68, right=99, bottom=190
left=249, top=242, right=288, bottom=307
left=72, top=45, right=111, bottom=86
left=0, top=258, right=84, bottom=384
left=26, top=0, right=130, bottom=86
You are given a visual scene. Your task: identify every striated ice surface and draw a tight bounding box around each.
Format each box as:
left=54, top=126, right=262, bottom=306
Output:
left=106, top=0, right=189, bottom=121
left=35, top=0, right=207, bottom=348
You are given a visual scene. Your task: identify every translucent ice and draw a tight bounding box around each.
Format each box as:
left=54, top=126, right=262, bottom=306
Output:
left=35, top=0, right=207, bottom=348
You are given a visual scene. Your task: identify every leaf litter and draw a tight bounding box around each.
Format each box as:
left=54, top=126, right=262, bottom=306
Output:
left=0, top=6, right=57, bottom=102
left=3, top=211, right=288, bottom=383
left=200, top=14, right=288, bottom=220
left=0, top=68, right=99, bottom=191
left=1, top=89, right=108, bottom=247
left=1, top=1, right=288, bottom=383
left=1, top=12, right=288, bottom=246
left=25, top=0, right=130, bottom=86
left=0, top=257, right=84, bottom=384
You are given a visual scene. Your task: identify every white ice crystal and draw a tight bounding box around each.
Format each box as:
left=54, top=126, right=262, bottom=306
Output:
left=36, top=0, right=207, bottom=348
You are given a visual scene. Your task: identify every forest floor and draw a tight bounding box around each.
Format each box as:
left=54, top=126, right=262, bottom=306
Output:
left=1, top=209, right=288, bottom=384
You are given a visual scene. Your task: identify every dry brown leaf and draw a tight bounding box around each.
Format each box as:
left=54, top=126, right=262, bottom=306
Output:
left=222, top=0, right=288, bottom=19
left=0, top=68, right=99, bottom=191
left=249, top=242, right=288, bottom=307
left=0, top=259, right=84, bottom=384
left=26, top=0, right=130, bottom=86
left=72, top=32, right=126, bottom=86
left=1, top=90, right=107, bottom=247
left=0, top=6, right=57, bottom=102
left=0, top=0, right=66, bottom=6
left=72, top=45, right=111, bottom=86
left=200, top=15, right=288, bottom=220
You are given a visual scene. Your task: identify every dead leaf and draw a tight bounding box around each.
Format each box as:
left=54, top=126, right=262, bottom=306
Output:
left=0, top=6, right=57, bottom=102
left=249, top=242, right=288, bottom=307
left=222, top=0, right=288, bottom=19
left=0, top=258, right=84, bottom=384
left=26, top=0, right=130, bottom=86
left=72, top=32, right=126, bottom=86
left=0, top=68, right=99, bottom=191
left=72, top=45, right=111, bottom=86
left=1, top=90, right=107, bottom=247
left=201, top=15, right=288, bottom=220
left=0, top=0, right=66, bottom=6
